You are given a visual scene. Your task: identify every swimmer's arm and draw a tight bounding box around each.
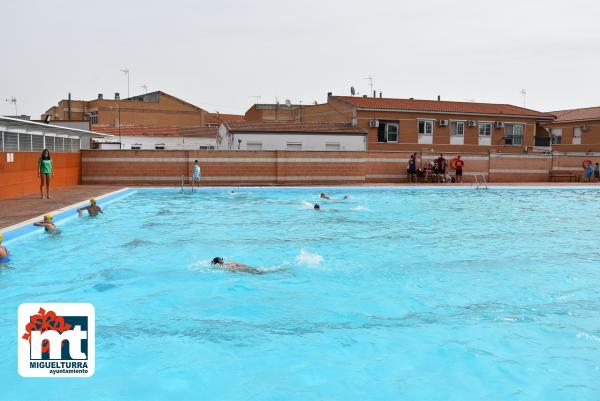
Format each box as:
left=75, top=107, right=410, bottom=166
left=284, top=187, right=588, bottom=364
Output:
left=33, top=221, right=46, bottom=227
left=77, top=206, right=89, bottom=215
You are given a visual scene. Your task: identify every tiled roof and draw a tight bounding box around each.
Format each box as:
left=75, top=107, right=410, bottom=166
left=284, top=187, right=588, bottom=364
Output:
left=551, top=106, right=600, bottom=122
left=205, top=113, right=245, bottom=124
left=331, top=96, right=554, bottom=119
left=224, top=121, right=368, bottom=134
left=91, top=125, right=217, bottom=138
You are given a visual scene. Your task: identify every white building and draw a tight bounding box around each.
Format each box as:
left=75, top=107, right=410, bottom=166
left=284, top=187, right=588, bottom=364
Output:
left=217, top=122, right=368, bottom=151
left=91, top=125, right=217, bottom=150
left=0, top=116, right=109, bottom=151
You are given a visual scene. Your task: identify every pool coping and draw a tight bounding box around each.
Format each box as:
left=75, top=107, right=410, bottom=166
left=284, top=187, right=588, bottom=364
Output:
left=2, top=184, right=598, bottom=243
left=1, top=188, right=135, bottom=244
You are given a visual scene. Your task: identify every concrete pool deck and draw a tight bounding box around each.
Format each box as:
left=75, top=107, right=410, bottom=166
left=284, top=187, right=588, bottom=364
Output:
left=0, top=185, right=123, bottom=230
left=1, top=182, right=598, bottom=231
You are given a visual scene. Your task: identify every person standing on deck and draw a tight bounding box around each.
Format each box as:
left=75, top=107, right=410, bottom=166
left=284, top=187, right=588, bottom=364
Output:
left=407, top=153, right=417, bottom=183
left=594, top=163, right=600, bottom=182
left=454, top=156, right=465, bottom=183
left=38, top=149, right=53, bottom=199
left=192, top=160, right=202, bottom=186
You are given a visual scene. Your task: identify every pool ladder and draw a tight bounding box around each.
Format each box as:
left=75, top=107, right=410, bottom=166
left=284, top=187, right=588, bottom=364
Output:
left=181, top=175, right=196, bottom=193
left=473, top=174, right=488, bottom=190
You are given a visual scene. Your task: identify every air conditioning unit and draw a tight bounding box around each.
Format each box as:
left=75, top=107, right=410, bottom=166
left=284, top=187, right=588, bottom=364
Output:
left=468, top=120, right=477, bottom=127
left=369, top=119, right=379, bottom=128
left=495, top=121, right=505, bottom=129
left=439, top=119, right=449, bottom=126
left=581, top=125, right=590, bottom=132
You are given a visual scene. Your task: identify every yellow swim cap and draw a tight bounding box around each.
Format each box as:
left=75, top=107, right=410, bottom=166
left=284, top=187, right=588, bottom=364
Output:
left=90, top=198, right=97, bottom=203
left=45, top=214, right=53, bottom=221
left=0, top=233, right=3, bottom=243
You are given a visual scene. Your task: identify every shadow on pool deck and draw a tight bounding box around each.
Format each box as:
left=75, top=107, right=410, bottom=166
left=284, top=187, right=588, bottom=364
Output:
left=0, top=185, right=123, bottom=229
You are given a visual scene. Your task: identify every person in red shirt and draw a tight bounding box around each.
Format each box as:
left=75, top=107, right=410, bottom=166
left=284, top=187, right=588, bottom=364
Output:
left=454, top=155, right=465, bottom=183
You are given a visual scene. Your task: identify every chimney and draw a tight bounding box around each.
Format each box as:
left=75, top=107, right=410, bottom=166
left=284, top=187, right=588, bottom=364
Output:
left=379, top=91, right=382, bottom=98
left=437, top=95, right=441, bottom=101
left=373, top=90, right=376, bottom=98
left=98, top=93, right=103, bottom=100
left=115, top=92, right=120, bottom=100
left=327, top=92, right=332, bottom=98
left=68, top=92, right=72, bottom=120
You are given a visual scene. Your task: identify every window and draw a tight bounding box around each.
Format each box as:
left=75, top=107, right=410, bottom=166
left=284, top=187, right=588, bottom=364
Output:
left=90, top=111, right=98, bottom=124
left=573, top=127, right=582, bottom=145
left=4, top=132, right=18, bottom=151
left=377, top=121, right=399, bottom=143
left=247, top=142, right=263, bottom=150
left=154, top=144, right=165, bottom=150
left=550, top=128, right=562, bottom=145
left=131, top=144, right=141, bottom=150
left=418, top=120, right=434, bottom=135
left=504, top=124, right=524, bottom=145
left=450, top=121, right=465, bottom=136
left=325, top=142, right=341, bottom=151
left=199, top=145, right=215, bottom=150
left=70, top=138, right=80, bottom=152
left=19, top=133, right=32, bottom=151
left=55, top=137, right=64, bottom=152
left=32, top=135, right=44, bottom=151
left=45, top=136, right=55, bottom=151
left=479, top=122, right=492, bottom=136
left=286, top=142, right=302, bottom=150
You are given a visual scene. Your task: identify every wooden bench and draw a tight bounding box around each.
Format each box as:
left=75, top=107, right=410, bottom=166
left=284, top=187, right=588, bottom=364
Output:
left=549, top=171, right=580, bottom=182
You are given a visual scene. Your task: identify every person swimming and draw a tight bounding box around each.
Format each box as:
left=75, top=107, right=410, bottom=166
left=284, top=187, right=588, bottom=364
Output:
left=34, top=214, right=57, bottom=232
left=211, top=257, right=271, bottom=274
left=320, top=193, right=331, bottom=200
left=78, top=198, right=103, bottom=216
left=0, top=233, right=10, bottom=263
left=314, top=204, right=321, bottom=210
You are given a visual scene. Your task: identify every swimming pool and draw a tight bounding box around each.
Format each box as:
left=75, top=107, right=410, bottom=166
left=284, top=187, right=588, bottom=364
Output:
left=1, top=187, right=599, bottom=400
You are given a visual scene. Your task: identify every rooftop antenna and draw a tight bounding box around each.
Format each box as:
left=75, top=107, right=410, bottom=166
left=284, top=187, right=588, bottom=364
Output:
left=140, top=84, right=148, bottom=94
left=4, top=96, right=17, bottom=115
left=350, top=86, right=356, bottom=96
left=520, top=89, right=527, bottom=107
left=249, top=95, right=261, bottom=104
left=363, top=76, right=373, bottom=96
left=120, top=67, right=130, bottom=98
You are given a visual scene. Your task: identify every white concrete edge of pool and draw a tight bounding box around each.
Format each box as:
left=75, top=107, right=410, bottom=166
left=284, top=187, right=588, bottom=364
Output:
left=3, top=184, right=598, bottom=243
left=1, top=188, right=135, bottom=241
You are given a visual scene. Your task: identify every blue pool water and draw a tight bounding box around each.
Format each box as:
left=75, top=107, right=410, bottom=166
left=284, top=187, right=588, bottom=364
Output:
left=1, top=187, right=600, bottom=400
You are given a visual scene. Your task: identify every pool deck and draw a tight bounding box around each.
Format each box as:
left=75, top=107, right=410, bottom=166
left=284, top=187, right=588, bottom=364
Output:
left=1, top=182, right=597, bottom=231
left=0, top=185, right=123, bottom=230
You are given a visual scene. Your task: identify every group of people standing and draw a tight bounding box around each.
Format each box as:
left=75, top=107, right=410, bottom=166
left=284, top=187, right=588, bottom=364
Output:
left=407, top=153, right=465, bottom=183
left=583, top=160, right=600, bottom=182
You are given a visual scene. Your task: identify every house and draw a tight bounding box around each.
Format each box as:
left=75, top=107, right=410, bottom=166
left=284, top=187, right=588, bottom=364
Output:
left=41, top=91, right=210, bottom=128
left=289, top=94, right=555, bottom=152
left=244, top=103, right=302, bottom=122
left=216, top=122, right=368, bottom=151
left=91, top=125, right=217, bottom=150
left=542, top=106, right=600, bottom=151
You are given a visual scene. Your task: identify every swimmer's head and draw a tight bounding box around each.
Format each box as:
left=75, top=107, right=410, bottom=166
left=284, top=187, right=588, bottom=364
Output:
left=0, top=233, right=3, bottom=244
left=320, top=193, right=326, bottom=198
left=194, top=160, right=198, bottom=164
left=211, top=257, right=224, bottom=265
left=44, top=214, right=53, bottom=222
left=314, top=204, right=320, bottom=210
left=90, top=198, right=97, bottom=204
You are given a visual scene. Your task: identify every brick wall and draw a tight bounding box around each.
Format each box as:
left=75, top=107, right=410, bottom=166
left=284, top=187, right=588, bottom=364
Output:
left=80, top=150, right=600, bottom=186
left=0, top=152, right=81, bottom=200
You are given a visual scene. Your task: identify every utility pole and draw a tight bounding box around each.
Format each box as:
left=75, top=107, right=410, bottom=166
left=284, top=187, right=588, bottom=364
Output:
left=120, top=68, right=130, bottom=98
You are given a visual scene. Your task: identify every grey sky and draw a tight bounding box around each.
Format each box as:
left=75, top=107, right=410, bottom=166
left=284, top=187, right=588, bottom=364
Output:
left=1, top=0, right=599, bottom=118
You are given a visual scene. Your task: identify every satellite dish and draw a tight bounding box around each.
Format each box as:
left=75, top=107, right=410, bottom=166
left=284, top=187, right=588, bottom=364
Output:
left=350, top=86, right=356, bottom=96
left=285, top=99, right=291, bottom=106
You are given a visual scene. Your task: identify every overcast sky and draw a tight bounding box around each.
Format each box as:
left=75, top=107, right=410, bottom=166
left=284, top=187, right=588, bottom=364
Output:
left=1, top=0, right=598, bottom=118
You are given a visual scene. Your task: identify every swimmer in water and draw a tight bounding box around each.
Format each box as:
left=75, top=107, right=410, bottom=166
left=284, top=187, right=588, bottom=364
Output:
left=78, top=198, right=103, bottom=216
left=211, top=257, right=270, bottom=274
left=0, top=233, right=10, bottom=262
left=320, top=193, right=331, bottom=200
left=34, top=214, right=57, bottom=232
left=314, top=204, right=320, bottom=210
